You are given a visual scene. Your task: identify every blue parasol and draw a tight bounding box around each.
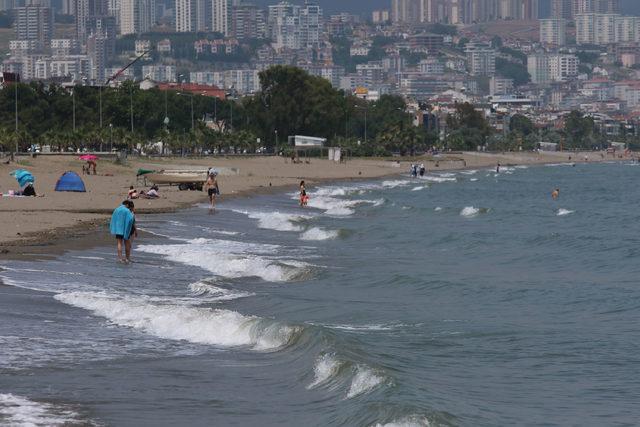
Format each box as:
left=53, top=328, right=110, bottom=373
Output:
left=10, top=169, right=35, bottom=187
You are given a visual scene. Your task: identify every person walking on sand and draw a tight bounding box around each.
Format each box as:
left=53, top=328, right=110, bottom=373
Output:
left=110, top=200, right=136, bottom=263
left=299, top=180, right=309, bottom=206
left=552, top=188, right=559, bottom=200
left=205, top=172, right=220, bottom=209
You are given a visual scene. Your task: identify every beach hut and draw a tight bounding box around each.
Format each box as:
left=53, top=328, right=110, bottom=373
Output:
left=55, top=171, right=86, bottom=192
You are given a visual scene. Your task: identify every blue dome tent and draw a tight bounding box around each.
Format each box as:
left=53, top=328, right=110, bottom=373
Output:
left=55, top=171, right=86, bottom=192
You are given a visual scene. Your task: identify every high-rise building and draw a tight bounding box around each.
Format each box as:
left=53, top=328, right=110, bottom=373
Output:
left=540, top=17, right=567, bottom=46
left=576, top=12, right=617, bottom=45
left=268, top=2, right=301, bottom=49
left=232, top=3, right=266, bottom=39
left=300, top=2, right=322, bottom=48
left=391, top=0, right=420, bottom=24
left=76, top=0, right=109, bottom=40
left=14, top=4, right=53, bottom=50
left=465, top=42, right=495, bottom=76
left=528, top=52, right=577, bottom=84
left=120, top=0, right=155, bottom=35
left=212, top=0, right=232, bottom=36
left=175, top=0, right=196, bottom=32
left=551, top=0, right=572, bottom=19
left=61, top=0, right=75, bottom=15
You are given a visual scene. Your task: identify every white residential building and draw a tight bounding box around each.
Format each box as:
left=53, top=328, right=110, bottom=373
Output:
left=465, top=42, right=496, bottom=76
left=212, top=0, right=231, bottom=36
left=539, top=18, right=567, bottom=46
left=575, top=12, right=635, bottom=45
left=142, top=64, right=176, bottom=82
left=120, top=0, right=155, bottom=35
left=528, top=52, right=578, bottom=84
left=175, top=0, right=196, bottom=32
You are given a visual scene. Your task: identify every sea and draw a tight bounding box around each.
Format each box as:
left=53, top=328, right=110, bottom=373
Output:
left=1, top=161, right=640, bottom=427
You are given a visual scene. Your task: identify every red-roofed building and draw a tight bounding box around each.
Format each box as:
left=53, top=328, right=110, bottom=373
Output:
left=156, top=82, right=226, bottom=99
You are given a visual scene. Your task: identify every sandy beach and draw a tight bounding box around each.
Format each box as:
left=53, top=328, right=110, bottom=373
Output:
left=0, top=150, right=618, bottom=254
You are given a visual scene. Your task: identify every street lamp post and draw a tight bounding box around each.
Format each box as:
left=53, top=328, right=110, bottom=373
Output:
left=72, top=88, right=76, bottom=131
left=99, top=84, right=103, bottom=129
left=14, top=81, right=18, bottom=153
left=129, top=84, right=134, bottom=133
left=356, top=105, right=368, bottom=145
left=109, top=124, right=113, bottom=152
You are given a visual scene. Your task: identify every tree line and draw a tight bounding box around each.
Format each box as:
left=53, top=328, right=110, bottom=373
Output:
left=0, top=65, right=630, bottom=156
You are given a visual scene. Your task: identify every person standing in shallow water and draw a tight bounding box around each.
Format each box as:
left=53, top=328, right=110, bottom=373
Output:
left=299, top=180, right=309, bottom=206
left=205, top=172, right=220, bottom=209
left=552, top=188, right=560, bottom=200
left=110, top=200, right=136, bottom=263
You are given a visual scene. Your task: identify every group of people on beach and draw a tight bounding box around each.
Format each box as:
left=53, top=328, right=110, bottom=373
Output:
left=410, top=164, right=426, bottom=177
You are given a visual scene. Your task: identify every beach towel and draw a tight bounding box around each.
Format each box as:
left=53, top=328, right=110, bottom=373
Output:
left=109, top=205, right=134, bottom=240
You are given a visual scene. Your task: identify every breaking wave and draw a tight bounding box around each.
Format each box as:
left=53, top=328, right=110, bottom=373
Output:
left=0, top=393, right=88, bottom=427
left=138, top=238, right=309, bottom=282
left=54, top=292, right=301, bottom=351
left=300, top=227, right=340, bottom=241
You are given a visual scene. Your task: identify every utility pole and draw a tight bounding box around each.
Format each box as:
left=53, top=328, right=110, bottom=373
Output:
left=14, top=82, right=18, bottom=154
left=72, top=88, right=76, bottom=131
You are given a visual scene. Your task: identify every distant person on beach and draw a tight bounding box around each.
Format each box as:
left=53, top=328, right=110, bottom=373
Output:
left=110, top=200, right=136, bottom=263
left=205, top=172, right=220, bottom=209
left=299, top=180, right=309, bottom=206
left=419, top=164, right=425, bottom=176
left=496, top=163, right=501, bottom=173
left=127, top=186, right=138, bottom=199
left=140, top=185, right=159, bottom=199
left=552, top=188, right=560, bottom=200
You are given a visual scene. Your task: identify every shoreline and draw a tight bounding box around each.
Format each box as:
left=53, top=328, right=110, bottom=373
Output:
left=0, top=151, right=626, bottom=259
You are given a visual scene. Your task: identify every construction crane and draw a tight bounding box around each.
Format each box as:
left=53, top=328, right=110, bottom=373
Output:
left=104, top=49, right=151, bottom=86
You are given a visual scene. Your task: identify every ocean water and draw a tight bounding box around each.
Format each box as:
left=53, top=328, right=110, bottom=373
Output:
left=2, top=162, right=640, bottom=426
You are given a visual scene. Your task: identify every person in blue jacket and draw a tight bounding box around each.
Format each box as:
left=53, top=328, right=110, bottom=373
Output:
left=110, top=200, right=136, bottom=263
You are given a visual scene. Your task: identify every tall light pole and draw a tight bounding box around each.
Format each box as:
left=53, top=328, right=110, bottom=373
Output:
left=99, top=84, right=103, bottom=129
left=356, top=105, right=368, bottom=145
left=72, top=88, right=76, bottom=131
left=14, top=81, right=18, bottom=153
left=109, top=123, right=113, bottom=152
left=129, top=83, right=134, bottom=133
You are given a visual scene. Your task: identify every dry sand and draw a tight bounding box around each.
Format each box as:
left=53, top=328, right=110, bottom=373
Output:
left=0, top=150, right=619, bottom=254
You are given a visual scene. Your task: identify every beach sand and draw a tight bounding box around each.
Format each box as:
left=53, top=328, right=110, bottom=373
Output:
left=0, top=150, right=617, bottom=254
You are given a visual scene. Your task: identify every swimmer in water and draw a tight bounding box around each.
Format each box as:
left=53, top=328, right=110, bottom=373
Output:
left=552, top=188, right=559, bottom=200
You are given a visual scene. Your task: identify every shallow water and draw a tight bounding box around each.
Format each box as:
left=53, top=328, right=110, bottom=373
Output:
left=2, top=162, right=640, bottom=426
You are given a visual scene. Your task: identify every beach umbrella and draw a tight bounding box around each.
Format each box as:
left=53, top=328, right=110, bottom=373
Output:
left=79, top=154, right=99, bottom=161
left=10, top=169, right=35, bottom=187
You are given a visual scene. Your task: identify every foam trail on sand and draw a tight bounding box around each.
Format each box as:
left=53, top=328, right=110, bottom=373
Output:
left=138, top=238, right=306, bottom=282
left=557, top=208, right=574, bottom=216
left=0, top=393, right=86, bottom=427
left=54, top=292, right=300, bottom=351
left=307, top=354, right=343, bottom=389
left=300, top=227, right=339, bottom=241
left=460, top=206, right=480, bottom=217
left=346, top=366, right=386, bottom=398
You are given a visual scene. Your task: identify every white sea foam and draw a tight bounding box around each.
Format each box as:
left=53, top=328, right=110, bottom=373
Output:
left=72, top=256, right=105, bottom=261
left=347, top=366, right=386, bottom=398
left=557, top=208, right=575, bottom=216
left=54, top=292, right=299, bottom=351
left=307, top=196, right=382, bottom=216
left=438, top=173, right=456, bottom=178
left=0, top=393, right=85, bottom=427
left=188, top=281, right=254, bottom=302
left=138, top=238, right=305, bottom=282
left=373, top=416, right=433, bottom=427
left=460, top=206, right=480, bottom=217
left=411, top=186, right=425, bottom=191
left=300, top=227, right=339, bottom=241
left=420, top=176, right=456, bottom=183
left=460, top=169, right=478, bottom=175
left=434, top=207, right=443, bottom=212
left=382, top=180, right=412, bottom=188
left=233, top=210, right=311, bottom=232
left=470, top=178, right=479, bottom=182
left=307, top=354, right=343, bottom=389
